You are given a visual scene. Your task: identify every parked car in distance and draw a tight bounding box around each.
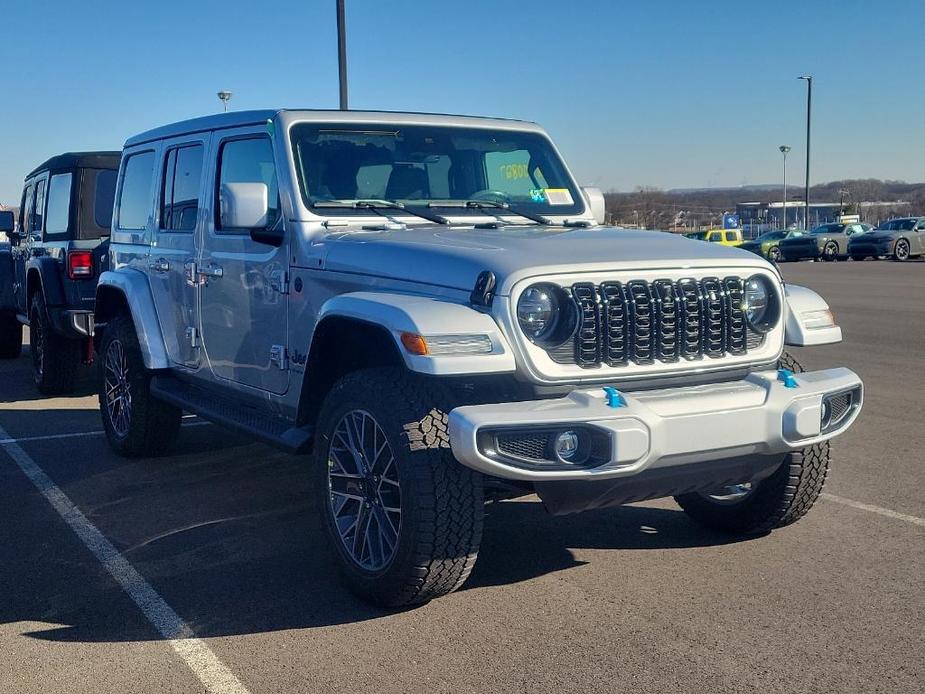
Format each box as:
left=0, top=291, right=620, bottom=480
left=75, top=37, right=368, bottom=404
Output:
left=0, top=152, right=120, bottom=392
left=684, top=228, right=743, bottom=246
left=778, top=222, right=873, bottom=262
left=847, top=217, right=925, bottom=262
left=740, top=229, right=804, bottom=262
left=93, top=109, right=861, bottom=607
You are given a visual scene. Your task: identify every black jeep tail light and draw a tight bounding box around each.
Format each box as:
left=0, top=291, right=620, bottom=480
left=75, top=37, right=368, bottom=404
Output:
left=67, top=250, right=93, bottom=279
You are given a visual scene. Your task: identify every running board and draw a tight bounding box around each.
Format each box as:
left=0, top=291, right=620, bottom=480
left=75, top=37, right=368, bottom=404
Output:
left=150, top=375, right=313, bottom=453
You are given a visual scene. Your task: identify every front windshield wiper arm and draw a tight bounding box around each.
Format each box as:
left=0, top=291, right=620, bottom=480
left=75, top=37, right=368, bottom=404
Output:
left=313, top=199, right=448, bottom=225
left=429, top=200, right=552, bottom=226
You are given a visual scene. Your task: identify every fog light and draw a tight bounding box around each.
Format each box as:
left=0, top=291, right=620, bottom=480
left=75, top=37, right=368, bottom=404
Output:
left=554, top=431, right=580, bottom=462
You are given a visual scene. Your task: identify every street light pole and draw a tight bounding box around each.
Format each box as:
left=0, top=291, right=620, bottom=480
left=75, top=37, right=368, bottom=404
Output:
left=798, top=75, right=812, bottom=229
left=779, top=145, right=791, bottom=230
left=217, top=90, right=233, bottom=112
left=336, top=0, right=348, bottom=110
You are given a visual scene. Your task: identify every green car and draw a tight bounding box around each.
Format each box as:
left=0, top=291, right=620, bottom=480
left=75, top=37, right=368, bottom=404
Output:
left=740, top=229, right=804, bottom=262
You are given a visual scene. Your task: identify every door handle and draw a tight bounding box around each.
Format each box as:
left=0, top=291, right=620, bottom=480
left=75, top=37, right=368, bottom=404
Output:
left=199, top=264, right=223, bottom=279
left=149, top=258, right=170, bottom=273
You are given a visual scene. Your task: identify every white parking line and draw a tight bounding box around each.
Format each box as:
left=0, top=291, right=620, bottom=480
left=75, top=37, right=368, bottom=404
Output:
left=0, top=421, right=211, bottom=446
left=0, top=423, right=250, bottom=694
left=821, top=492, right=925, bottom=528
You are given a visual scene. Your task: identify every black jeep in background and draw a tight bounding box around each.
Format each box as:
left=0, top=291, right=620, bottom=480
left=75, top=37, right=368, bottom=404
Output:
left=0, top=152, right=120, bottom=393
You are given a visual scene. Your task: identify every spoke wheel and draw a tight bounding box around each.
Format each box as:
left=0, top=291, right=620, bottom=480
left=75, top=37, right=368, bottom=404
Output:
left=894, top=239, right=910, bottom=261
left=822, top=241, right=838, bottom=261
left=327, top=409, right=402, bottom=572
left=768, top=246, right=782, bottom=263
left=30, top=307, right=45, bottom=380
left=104, top=338, right=133, bottom=439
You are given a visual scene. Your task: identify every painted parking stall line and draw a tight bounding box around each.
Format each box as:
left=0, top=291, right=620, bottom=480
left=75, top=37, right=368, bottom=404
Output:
left=0, top=423, right=250, bottom=694
left=0, top=420, right=210, bottom=446
left=821, top=492, right=925, bottom=528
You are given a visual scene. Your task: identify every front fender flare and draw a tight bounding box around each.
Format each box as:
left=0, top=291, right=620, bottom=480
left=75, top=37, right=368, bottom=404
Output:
left=96, top=269, right=170, bottom=369
left=784, top=284, right=842, bottom=346
left=317, top=292, right=516, bottom=375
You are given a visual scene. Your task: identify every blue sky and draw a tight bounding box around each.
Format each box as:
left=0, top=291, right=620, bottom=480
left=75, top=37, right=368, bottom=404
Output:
left=0, top=0, right=921, bottom=204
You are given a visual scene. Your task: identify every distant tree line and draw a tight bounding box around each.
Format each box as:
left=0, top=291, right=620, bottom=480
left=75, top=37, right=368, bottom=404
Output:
left=605, top=179, right=925, bottom=229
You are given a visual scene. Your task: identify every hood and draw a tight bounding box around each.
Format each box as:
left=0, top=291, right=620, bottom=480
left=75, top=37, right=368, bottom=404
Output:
left=319, top=224, right=772, bottom=294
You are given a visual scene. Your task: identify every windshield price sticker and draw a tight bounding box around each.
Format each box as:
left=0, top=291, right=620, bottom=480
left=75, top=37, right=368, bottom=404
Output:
left=543, top=188, right=573, bottom=205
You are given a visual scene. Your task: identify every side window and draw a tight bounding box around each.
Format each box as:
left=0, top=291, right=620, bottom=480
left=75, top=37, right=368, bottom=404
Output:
left=217, top=137, right=278, bottom=233
left=94, top=169, right=118, bottom=231
left=709, top=232, right=723, bottom=243
left=117, top=151, right=156, bottom=230
left=160, top=144, right=204, bottom=231
left=44, top=173, right=73, bottom=238
left=31, top=179, right=46, bottom=233
left=20, top=184, right=34, bottom=233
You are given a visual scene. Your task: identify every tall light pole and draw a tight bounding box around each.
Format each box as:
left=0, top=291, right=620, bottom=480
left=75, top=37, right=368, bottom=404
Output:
left=336, top=0, right=348, bottom=109
left=779, top=145, right=791, bottom=230
left=798, top=75, right=812, bottom=229
left=217, top=90, right=233, bottom=112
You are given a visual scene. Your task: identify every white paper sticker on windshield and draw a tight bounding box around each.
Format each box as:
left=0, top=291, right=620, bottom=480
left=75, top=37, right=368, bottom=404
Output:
left=544, top=188, right=573, bottom=205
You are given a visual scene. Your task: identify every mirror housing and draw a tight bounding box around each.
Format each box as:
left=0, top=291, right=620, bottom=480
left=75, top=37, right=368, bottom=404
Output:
left=0, top=210, right=14, bottom=234
left=219, top=182, right=283, bottom=247
left=582, top=187, right=606, bottom=225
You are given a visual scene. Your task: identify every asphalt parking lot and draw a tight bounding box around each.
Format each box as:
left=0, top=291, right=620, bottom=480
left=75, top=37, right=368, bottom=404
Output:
left=1, top=261, right=923, bottom=694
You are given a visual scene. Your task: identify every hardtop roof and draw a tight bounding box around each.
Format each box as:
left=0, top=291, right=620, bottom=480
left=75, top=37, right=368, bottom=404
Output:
left=27, top=151, right=121, bottom=179
left=124, top=109, right=543, bottom=148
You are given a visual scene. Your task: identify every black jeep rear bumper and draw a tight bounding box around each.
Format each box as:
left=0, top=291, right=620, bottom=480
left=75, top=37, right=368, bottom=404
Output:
left=48, top=308, right=94, bottom=338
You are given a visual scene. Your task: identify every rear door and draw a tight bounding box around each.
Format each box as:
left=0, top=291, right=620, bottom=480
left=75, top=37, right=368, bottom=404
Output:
left=914, top=219, right=925, bottom=253
left=198, top=128, right=289, bottom=395
left=148, top=137, right=207, bottom=368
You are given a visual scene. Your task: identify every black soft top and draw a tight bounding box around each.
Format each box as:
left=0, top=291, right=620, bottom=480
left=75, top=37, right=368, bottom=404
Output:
left=27, top=151, right=121, bottom=178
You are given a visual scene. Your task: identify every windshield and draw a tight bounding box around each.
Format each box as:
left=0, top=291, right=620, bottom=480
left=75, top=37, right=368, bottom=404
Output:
left=811, top=224, right=845, bottom=234
left=289, top=123, right=584, bottom=217
left=876, top=219, right=916, bottom=231
left=685, top=231, right=708, bottom=240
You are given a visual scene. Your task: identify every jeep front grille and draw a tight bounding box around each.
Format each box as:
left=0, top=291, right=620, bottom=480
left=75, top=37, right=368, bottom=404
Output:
left=549, top=276, right=761, bottom=368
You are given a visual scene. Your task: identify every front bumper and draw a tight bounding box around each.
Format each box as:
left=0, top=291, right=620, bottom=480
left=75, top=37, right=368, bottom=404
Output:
left=780, top=243, right=821, bottom=259
left=448, top=368, right=862, bottom=482
left=848, top=240, right=894, bottom=256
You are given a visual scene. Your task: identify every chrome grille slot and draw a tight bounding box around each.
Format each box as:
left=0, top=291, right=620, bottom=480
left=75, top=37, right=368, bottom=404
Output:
left=723, top=276, right=747, bottom=355
left=677, top=278, right=704, bottom=360
left=700, top=277, right=726, bottom=357
left=652, top=279, right=681, bottom=363
left=572, top=283, right=601, bottom=368
left=626, top=280, right=654, bottom=364
left=600, top=282, right=628, bottom=367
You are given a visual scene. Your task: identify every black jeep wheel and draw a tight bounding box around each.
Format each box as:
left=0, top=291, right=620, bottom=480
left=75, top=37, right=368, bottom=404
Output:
left=313, top=367, right=484, bottom=607
left=893, top=239, right=910, bottom=262
left=674, top=352, right=829, bottom=535
left=0, top=313, right=23, bottom=359
left=30, top=293, right=80, bottom=394
left=821, top=241, right=839, bottom=261
left=98, top=313, right=181, bottom=457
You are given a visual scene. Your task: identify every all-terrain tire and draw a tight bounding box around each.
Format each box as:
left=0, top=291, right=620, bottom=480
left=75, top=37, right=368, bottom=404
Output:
left=0, top=313, right=23, bottom=359
left=313, top=367, right=484, bottom=607
left=30, top=293, right=80, bottom=394
left=98, top=313, right=181, bottom=457
left=674, top=352, right=830, bottom=535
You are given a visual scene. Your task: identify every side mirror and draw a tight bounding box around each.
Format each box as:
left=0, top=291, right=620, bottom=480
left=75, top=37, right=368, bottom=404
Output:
left=582, top=186, right=606, bottom=225
left=219, top=182, right=283, bottom=247
left=0, top=210, right=14, bottom=234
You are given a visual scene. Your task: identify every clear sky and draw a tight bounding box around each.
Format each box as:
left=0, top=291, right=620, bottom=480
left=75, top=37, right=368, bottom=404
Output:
left=1, top=0, right=922, bottom=204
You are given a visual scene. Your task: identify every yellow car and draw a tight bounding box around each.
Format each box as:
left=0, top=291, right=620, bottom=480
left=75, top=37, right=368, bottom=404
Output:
left=684, top=229, right=744, bottom=247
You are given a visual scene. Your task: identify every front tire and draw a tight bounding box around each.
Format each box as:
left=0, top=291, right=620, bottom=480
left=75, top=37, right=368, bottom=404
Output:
left=821, top=241, right=839, bottom=261
left=893, top=239, right=910, bottom=262
left=0, top=313, right=23, bottom=359
left=674, top=352, right=829, bottom=535
left=30, top=293, right=80, bottom=394
left=313, top=367, right=484, bottom=607
left=98, top=313, right=181, bottom=457
left=768, top=246, right=782, bottom=263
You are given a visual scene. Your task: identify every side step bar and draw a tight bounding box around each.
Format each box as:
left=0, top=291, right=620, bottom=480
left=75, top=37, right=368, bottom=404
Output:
left=150, top=375, right=313, bottom=454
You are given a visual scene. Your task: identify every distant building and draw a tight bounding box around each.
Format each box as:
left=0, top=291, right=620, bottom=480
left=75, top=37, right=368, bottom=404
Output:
left=736, top=200, right=910, bottom=235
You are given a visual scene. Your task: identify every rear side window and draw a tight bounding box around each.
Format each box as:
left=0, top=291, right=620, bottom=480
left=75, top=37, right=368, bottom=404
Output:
left=94, top=169, right=118, bottom=230
left=118, top=151, right=156, bottom=230
left=44, top=173, right=72, bottom=238
left=31, top=179, right=46, bottom=232
left=160, top=144, right=204, bottom=231
left=217, top=137, right=278, bottom=233
left=20, top=184, right=34, bottom=232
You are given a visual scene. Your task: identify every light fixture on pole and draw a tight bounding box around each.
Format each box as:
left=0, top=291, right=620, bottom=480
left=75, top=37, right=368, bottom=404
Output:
left=779, top=145, right=791, bottom=230
left=217, top=90, right=233, bottom=112
left=798, top=75, right=812, bottom=230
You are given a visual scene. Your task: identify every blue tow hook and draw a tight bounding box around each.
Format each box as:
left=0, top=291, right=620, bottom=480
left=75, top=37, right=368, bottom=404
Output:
left=602, top=386, right=627, bottom=408
left=777, top=369, right=799, bottom=388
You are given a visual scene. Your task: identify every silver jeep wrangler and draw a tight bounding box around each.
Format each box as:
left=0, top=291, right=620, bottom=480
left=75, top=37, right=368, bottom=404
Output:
left=95, top=109, right=862, bottom=606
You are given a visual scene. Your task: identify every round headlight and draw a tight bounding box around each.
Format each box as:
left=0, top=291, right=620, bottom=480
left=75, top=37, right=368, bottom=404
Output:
left=517, top=284, right=559, bottom=341
left=744, top=274, right=779, bottom=333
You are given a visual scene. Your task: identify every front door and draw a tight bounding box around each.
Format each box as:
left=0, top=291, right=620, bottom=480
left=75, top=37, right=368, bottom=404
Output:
left=198, top=129, right=289, bottom=395
left=12, top=182, right=35, bottom=314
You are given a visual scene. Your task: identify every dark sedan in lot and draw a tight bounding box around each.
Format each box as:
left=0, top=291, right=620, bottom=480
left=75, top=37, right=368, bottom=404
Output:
left=739, top=229, right=804, bottom=262
left=778, top=222, right=873, bottom=261
left=847, top=217, right=925, bottom=261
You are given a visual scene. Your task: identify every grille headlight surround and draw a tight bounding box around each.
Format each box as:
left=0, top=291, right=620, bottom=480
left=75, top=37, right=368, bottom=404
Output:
left=516, top=283, right=576, bottom=346
left=744, top=274, right=780, bottom=334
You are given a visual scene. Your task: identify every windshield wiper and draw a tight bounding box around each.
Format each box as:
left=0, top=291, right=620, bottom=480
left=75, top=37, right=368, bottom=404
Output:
left=313, top=199, right=448, bottom=225
left=429, top=200, right=552, bottom=226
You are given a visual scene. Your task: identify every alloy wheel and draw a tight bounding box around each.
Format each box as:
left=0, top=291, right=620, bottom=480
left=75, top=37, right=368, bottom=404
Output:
left=822, top=242, right=838, bottom=261
left=327, top=409, right=402, bottom=572
left=30, top=310, right=44, bottom=379
left=103, top=339, right=133, bottom=438
left=895, top=240, right=910, bottom=261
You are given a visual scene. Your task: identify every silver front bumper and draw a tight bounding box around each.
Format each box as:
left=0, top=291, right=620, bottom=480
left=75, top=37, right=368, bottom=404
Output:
left=448, top=368, right=862, bottom=481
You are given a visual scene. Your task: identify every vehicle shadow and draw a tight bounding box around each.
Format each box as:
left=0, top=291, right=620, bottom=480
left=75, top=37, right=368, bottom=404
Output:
left=0, top=344, right=96, bottom=404
left=2, top=421, right=741, bottom=643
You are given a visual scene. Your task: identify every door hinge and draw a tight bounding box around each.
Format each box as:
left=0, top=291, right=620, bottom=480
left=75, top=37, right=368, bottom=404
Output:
left=269, top=344, right=288, bottom=370
left=186, top=326, right=199, bottom=348
left=271, top=270, right=290, bottom=295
